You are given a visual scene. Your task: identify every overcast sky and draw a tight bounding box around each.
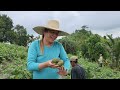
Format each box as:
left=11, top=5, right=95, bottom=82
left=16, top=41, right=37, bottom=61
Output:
left=0, top=11, right=120, bottom=38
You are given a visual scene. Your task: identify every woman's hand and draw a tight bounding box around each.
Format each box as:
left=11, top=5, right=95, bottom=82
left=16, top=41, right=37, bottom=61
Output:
left=57, top=66, right=68, bottom=76
left=38, top=60, right=59, bottom=70
left=47, top=60, right=59, bottom=68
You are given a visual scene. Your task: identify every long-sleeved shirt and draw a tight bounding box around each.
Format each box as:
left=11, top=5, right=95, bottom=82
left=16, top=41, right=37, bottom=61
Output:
left=27, top=40, right=70, bottom=79
left=71, top=64, right=86, bottom=79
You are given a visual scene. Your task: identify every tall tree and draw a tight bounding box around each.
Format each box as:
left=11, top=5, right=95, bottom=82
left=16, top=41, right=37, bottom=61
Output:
left=0, top=14, right=13, bottom=42
left=106, top=35, right=120, bottom=67
left=14, top=24, right=28, bottom=46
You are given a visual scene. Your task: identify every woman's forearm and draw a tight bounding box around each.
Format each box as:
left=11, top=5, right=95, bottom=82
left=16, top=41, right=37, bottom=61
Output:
left=38, top=62, right=49, bottom=70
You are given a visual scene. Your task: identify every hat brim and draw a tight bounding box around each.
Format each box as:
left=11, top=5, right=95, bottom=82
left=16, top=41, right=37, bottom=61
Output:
left=33, top=26, right=70, bottom=36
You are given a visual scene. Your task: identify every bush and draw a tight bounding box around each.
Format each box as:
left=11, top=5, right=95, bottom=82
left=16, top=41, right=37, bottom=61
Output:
left=58, top=38, right=78, bottom=55
left=0, top=43, right=32, bottom=79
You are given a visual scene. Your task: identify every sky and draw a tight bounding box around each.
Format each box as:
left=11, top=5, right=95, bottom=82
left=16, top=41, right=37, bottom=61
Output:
left=0, top=11, right=120, bottom=38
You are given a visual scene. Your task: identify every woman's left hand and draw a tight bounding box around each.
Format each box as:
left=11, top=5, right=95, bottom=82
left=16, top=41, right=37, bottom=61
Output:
left=57, top=66, right=68, bottom=76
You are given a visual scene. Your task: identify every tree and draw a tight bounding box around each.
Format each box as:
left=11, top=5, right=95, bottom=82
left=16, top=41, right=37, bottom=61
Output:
left=14, top=24, right=27, bottom=36
left=0, top=14, right=13, bottom=42
left=14, top=24, right=29, bottom=46
left=81, top=25, right=88, bottom=30
left=105, top=35, right=120, bottom=68
left=5, top=30, right=17, bottom=44
left=81, top=34, right=106, bottom=62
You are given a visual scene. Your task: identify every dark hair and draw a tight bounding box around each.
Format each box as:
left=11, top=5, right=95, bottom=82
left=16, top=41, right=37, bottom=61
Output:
left=75, top=59, right=78, bottom=63
left=44, top=28, right=49, bottom=32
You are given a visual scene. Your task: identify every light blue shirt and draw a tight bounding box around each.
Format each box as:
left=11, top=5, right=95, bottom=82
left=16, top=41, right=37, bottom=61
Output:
left=27, top=40, right=70, bottom=79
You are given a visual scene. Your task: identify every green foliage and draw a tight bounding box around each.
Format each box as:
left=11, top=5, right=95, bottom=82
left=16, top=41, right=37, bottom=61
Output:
left=58, top=37, right=78, bottom=55
left=1, top=43, right=120, bottom=79
left=0, top=43, right=32, bottom=79
left=0, top=14, right=31, bottom=47
left=69, top=29, right=92, bottom=48
left=14, top=24, right=29, bottom=46
left=78, top=58, right=120, bottom=79
left=0, top=14, right=13, bottom=42
left=105, top=35, right=120, bottom=68
left=80, top=34, right=107, bottom=61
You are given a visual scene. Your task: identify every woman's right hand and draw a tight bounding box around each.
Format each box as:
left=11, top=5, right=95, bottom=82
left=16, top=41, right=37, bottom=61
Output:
left=47, top=60, right=59, bottom=68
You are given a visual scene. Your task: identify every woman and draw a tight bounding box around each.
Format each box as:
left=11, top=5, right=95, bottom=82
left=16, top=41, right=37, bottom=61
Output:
left=27, top=20, right=71, bottom=79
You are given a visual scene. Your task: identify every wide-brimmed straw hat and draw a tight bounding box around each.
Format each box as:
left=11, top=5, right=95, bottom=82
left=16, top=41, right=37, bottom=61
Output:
left=33, top=20, right=70, bottom=36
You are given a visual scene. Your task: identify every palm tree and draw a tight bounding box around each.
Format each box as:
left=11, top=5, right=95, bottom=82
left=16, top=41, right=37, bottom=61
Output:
left=106, top=34, right=120, bottom=68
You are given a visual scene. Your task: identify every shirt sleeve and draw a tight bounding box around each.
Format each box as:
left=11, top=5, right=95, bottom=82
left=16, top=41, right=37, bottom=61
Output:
left=59, top=43, right=71, bottom=72
left=27, top=41, right=40, bottom=71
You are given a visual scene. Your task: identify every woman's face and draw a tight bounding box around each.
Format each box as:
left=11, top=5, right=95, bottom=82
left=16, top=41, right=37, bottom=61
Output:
left=44, top=29, right=59, bottom=43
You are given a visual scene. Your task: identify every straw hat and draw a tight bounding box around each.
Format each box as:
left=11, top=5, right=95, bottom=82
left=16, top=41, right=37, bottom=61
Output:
left=33, top=20, right=70, bottom=36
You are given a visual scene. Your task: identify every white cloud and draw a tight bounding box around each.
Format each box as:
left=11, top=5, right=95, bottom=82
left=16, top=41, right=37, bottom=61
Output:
left=1, top=11, right=120, bottom=38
